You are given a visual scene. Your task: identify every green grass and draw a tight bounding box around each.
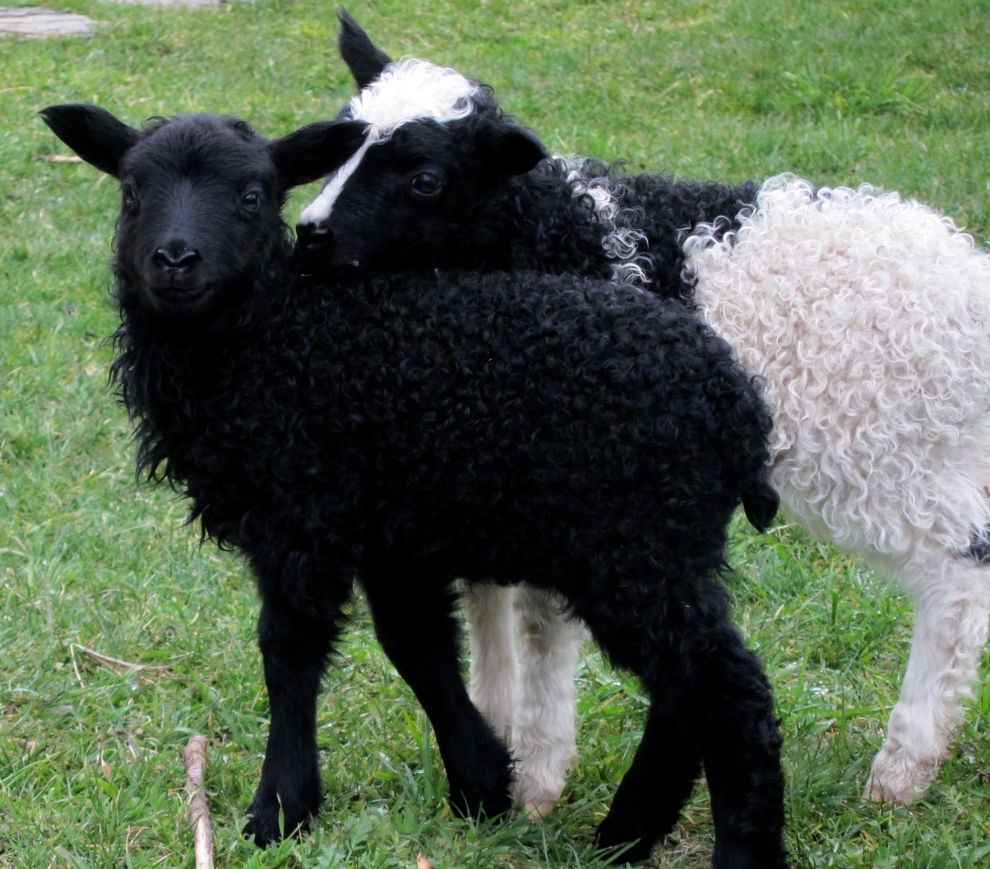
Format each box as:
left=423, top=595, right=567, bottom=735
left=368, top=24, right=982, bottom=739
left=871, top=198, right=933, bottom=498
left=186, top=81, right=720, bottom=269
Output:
left=2, top=0, right=990, bottom=866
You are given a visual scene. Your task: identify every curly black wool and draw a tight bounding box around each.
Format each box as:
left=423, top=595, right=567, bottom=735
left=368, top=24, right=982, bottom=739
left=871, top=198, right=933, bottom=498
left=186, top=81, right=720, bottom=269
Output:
left=118, top=264, right=786, bottom=864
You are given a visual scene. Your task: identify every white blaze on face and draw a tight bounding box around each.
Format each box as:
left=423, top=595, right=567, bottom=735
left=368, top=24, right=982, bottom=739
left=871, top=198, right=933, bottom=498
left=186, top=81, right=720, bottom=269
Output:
left=299, top=58, right=480, bottom=226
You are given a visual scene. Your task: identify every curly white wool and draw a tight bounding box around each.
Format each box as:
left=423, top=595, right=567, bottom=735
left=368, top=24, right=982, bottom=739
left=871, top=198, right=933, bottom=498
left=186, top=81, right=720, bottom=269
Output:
left=686, top=175, right=990, bottom=560
left=680, top=176, right=990, bottom=801
left=346, top=57, right=479, bottom=136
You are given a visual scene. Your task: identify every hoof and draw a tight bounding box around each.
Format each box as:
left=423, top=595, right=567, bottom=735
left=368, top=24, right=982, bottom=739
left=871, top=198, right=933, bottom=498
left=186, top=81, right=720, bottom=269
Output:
left=447, top=734, right=515, bottom=821
left=243, top=777, right=321, bottom=848
left=596, top=814, right=655, bottom=865
left=864, top=742, right=940, bottom=804
left=448, top=764, right=514, bottom=821
left=449, top=782, right=513, bottom=821
left=510, top=757, right=570, bottom=818
left=595, top=834, right=653, bottom=865
left=242, top=806, right=285, bottom=848
left=523, top=799, right=559, bottom=820
left=243, top=804, right=314, bottom=848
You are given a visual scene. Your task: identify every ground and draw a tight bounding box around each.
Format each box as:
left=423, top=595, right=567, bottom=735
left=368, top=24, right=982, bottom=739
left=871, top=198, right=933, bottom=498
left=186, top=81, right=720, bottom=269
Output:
left=1, top=1, right=990, bottom=867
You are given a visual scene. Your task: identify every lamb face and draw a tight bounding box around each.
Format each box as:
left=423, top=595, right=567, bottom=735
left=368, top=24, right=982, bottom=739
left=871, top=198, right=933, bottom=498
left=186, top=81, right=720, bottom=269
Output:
left=297, top=111, right=543, bottom=274
left=40, top=104, right=367, bottom=318
left=296, top=16, right=547, bottom=275
left=115, top=116, right=289, bottom=318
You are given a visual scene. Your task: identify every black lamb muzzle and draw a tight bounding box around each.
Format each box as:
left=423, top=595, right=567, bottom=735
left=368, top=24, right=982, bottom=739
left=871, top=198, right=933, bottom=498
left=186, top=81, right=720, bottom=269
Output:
left=149, top=239, right=202, bottom=287
left=297, top=217, right=373, bottom=274
left=296, top=220, right=334, bottom=254
left=128, top=222, right=227, bottom=317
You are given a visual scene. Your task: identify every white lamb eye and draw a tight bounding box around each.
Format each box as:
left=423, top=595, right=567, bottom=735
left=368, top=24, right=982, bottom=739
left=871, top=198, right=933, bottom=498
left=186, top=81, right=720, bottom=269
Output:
left=242, top=191, right=261, bottom=211
left=411, top=172, right=443, bottom=197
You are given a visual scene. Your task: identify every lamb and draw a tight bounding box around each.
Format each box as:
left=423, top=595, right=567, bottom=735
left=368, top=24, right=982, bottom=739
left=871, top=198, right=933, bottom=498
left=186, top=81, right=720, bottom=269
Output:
left=296, top=12, right=990, bottom=813
left=41, top=102, right=788, bottom=867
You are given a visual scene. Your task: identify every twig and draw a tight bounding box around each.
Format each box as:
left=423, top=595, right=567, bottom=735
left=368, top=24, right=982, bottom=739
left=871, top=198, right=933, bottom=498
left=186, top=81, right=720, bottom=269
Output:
left=184, top=736, right=214, bottom=869
left=73, top=644, right=171, bottom=675
left=69, top=644, right=85, bottom=689
left=37, top=155, right=83, bottom=163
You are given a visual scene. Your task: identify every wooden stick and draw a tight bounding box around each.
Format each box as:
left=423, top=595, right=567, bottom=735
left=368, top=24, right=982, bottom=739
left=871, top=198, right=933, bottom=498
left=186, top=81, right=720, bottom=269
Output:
left=74, top=643, right=171, bottom=674
left=184, top=736, right=214, bottom=869
left=69, top=643, right=85, bottom=689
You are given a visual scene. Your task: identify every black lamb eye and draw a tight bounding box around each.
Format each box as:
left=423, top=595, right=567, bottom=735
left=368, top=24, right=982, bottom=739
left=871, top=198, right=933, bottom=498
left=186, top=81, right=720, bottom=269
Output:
left=410, top=172, right=443, bottom=197
left=242, top=191, right=261, bottom=211
left=121, top=183, right=136, bottom=204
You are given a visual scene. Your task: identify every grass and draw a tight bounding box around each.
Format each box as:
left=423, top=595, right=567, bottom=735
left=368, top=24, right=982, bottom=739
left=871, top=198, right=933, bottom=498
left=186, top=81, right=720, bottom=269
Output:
left=2, top=0, right=990, bottom=866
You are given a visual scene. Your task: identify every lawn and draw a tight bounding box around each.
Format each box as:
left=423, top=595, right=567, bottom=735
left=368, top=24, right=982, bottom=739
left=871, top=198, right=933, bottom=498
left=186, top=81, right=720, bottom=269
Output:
left=2, top=0, right=990, bottom=866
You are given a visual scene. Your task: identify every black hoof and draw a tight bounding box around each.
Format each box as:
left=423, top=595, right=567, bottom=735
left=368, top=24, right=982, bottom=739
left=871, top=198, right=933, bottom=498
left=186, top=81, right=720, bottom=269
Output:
left=243, top=777, right=322, bottom=848
left=596, top=814, right=657, bottom=865
left=242, top=804, right=284, bottom=848
left=447, top=757, right=514, bottom=821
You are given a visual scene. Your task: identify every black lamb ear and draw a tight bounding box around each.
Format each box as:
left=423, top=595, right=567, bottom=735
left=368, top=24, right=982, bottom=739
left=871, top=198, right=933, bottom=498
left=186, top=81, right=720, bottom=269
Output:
left=270, top=119, right=369, bottom=189
left=338, top=8, right=392, bottom=89
left=477, top=121, right=549, bottom=176
left=38, top=103, right=141, bottom=178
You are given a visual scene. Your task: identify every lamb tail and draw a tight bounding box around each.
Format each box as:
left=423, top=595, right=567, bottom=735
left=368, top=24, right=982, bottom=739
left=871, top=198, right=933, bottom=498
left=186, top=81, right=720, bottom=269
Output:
left=740, top=472, right=779, bottom=533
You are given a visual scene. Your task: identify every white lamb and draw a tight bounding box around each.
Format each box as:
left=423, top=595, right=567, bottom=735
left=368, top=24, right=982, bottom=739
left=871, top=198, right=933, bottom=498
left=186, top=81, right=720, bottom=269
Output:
left=465, top=176, right=990, bottom=814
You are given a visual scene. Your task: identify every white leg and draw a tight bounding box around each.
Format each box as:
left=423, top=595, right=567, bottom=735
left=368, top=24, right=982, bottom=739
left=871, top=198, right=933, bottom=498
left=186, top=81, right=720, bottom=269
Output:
left=866, top=555, right=990, bottom=803
left=511, top=585, right=585, bottom=817
left=461, top=581, right=518, bottom=744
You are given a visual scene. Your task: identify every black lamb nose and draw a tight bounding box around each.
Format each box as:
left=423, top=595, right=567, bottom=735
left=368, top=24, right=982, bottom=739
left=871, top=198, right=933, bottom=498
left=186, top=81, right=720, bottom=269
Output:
left=296, top=221, right=334, bottom=253
left=153, top=245, right=201, bottom=273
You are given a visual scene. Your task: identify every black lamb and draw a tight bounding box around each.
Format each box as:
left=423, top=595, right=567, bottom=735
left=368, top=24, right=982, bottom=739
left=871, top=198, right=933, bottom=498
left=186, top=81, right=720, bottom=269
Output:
left=41, top=103, right=787, bottom=868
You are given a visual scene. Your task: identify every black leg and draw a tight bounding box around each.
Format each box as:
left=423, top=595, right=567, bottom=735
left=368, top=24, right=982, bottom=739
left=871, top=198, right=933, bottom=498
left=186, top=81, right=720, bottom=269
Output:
left=243, top=598, right=344, bottom=847
left=596, top=704, right=702, bottom=863
left=693, top=632, right=786, bottom=869
left=362, top=575, right=514, bottom=819
left=578, top=579, right=787, bottom=868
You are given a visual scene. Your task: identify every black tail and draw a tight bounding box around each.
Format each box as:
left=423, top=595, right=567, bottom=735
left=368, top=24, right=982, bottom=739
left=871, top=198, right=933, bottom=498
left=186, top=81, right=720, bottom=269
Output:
left=740, top=471, right=779, bottom=533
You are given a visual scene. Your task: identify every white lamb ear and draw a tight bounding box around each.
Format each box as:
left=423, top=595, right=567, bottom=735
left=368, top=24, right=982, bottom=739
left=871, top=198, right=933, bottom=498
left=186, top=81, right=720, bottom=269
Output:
left=478, top=122, right=549, bottom=176
left=337, top=9, right=392, bottom=90
left=270, top=119, right=369, bottom=189
left=39, top=104, right=140, bottom=178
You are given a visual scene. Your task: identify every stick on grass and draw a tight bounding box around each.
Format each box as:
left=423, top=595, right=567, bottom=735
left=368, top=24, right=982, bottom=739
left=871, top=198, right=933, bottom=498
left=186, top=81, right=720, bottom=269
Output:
left=74, top=643, right=171, bottom=674
left=72, top=643, right=178, bottom=685
left=184, top=735, right=214, bottom=869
